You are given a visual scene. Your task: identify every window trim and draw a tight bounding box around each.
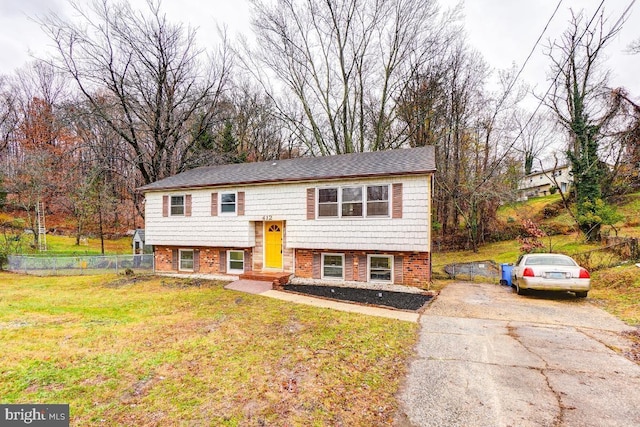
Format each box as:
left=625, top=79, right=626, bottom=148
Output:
left=317, top=187, right=339, bottom=218
left=316, top=184, right=391, bottom=219
left=227, top=250, right=245, bottom=273
left=366, top=184, right=390, bottom=217
left=321, top=253, right=345, bottom=280
left=179, top=249, right=194, bottom=271
left=367, top=254, right=394, bottom=283
left=341, top=186, right=363, bottom=218
left=170, top=195, right=185, bottom=216
left=219, top=191, right=237, bottom=215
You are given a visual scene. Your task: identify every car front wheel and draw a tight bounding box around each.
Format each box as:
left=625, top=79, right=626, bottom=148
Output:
left=575, top=291, right=588, bottom=298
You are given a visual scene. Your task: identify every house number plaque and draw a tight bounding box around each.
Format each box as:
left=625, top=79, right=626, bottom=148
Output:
left=262, top=215, right=273, bottom=221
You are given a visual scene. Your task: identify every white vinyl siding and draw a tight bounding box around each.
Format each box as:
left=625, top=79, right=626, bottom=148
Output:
left=322, top=254, right=344, bottom=279
left=144, top=176, right=430, bottom=252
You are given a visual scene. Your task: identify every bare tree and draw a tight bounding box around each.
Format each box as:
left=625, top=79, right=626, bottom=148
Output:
left=0, top=76, right=18, bottom=156
left=399, top=36, right=527, bottom=251
left=243, top=0, right=458, bottom=154
left=512, top=109, right=558, bottom=175
left=41, top=0, right=233, bottom=185
left=231, top=82, right=293, bottom=161
left=544, top=9, right=622, bottom=241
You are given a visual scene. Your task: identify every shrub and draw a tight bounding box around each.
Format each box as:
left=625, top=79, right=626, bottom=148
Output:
left=517, top=219, right=546, bottom=254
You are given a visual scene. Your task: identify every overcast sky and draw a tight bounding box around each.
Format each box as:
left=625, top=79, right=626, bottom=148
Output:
left=1, top=0, right=638, bottom=102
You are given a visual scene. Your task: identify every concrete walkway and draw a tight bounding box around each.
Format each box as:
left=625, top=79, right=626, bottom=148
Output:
left=224, top=279, right=273, bottom=294
left=224, top=279, right=420, bottom=322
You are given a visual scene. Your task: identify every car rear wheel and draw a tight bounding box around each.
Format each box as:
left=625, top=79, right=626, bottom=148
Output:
left=515, top=282, right=527, bottom=295
left=575, top=291, right=588, bottom=298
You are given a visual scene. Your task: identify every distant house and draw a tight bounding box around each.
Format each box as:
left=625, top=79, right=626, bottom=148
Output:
left=132, top=229, right=153, bottom=254
left=138, top=147, right=436, bottom=287
left=518, top=165, right=572, bottom=200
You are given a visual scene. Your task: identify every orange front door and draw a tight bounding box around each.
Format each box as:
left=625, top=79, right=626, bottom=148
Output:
left=264, top=221, right=283, bottom=269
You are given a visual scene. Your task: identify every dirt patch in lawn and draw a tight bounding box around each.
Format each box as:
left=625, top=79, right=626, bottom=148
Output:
left=283, top=284, right=433, bottom=311
left=622, top=329, right=640, bottom=364
left=104, top=275, right=156, bottom=288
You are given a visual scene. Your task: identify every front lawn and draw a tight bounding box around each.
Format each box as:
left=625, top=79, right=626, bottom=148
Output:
left=591, top=265, right=640, bottom=326
left=0, top=273, right=418, bottom=426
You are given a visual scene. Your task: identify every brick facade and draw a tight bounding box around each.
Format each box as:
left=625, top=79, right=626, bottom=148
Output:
left=155, top=246, right=430, bottom=287
left=294, top=249, right=430, bottom=286
left=154, top=246, right=252, bottom=275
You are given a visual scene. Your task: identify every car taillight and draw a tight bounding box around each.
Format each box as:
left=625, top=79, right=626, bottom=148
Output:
left=579, top=268, right=590, bottom=279
left=523, top=267, right=535, bottom=277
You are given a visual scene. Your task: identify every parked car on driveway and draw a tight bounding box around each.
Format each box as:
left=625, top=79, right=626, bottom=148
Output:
left=511, top=253, right=590, bottom=298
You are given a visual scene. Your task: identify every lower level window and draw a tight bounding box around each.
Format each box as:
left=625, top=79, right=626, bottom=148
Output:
left=369, top=255, right=393, bottom=282
left=322, top=254, right=344, bottom=279
left=228, top=250, right=245, bottom=273
left=179, top=249, right=194, bottom=271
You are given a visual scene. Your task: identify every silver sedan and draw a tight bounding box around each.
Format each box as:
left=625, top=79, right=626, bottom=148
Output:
left=511, top=253, right=590, bottom=298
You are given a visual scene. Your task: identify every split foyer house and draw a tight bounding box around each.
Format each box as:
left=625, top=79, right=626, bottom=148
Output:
left=139, top=146, right=435, bottom=287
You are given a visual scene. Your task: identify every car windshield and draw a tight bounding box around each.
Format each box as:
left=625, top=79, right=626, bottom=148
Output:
left=524, top=256, right=576, bottom=266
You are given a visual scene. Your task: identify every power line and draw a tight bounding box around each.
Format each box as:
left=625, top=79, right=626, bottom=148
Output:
left=505, top=0, right=608, bottom=155
left=496, top=0, right=564, bottom=110
left=611, top=0, right=637, bottom=32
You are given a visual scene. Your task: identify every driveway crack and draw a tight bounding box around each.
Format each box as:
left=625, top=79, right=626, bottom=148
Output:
left=507, top=323, right=566, bottom=427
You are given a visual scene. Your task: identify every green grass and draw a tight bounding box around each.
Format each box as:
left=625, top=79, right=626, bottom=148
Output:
left=21, top=234, right=132, bottom=256
left=0, top=273, right=418, bottom=426
left=497, top=193, right=562, bottom=222
left=591, top=264, right=640, bottom=326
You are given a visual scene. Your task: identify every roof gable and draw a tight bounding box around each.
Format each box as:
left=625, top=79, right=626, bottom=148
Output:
left=139, top=146, right=435, bottom=192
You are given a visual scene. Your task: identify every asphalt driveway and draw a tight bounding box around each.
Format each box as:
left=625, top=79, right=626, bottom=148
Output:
left=397, top=282, right=640, bottom=427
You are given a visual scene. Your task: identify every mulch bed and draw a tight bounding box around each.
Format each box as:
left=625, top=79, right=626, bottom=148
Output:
left=283, top=284, right=433, bottom=311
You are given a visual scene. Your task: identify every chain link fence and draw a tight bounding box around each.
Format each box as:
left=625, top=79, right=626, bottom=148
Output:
left=7, top=254, right=154, bottom=276
left=440, top=260, right=501, bottom=282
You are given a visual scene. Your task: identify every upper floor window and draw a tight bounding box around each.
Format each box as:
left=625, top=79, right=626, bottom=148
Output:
left=318, top=188, right=339, bottom=217
left=220, top=192, right=236, bottom=214
left=366, top=185, right=389, bottom=216
left=317, top=184, right=390, bottom=218
left=171, top=195, right=185, bottom=216
left=341, top=187, right=363, bottom=217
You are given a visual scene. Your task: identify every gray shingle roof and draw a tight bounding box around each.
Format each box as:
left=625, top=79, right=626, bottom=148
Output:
left=134, top=229, right=145, bottom=242
left=139, top=146, right=435, bottom=192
